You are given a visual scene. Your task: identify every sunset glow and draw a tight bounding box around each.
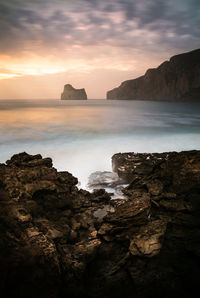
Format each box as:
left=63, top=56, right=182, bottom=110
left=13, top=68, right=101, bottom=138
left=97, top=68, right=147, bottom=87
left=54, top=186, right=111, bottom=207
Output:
left=0, top=0, right=199, bottom=98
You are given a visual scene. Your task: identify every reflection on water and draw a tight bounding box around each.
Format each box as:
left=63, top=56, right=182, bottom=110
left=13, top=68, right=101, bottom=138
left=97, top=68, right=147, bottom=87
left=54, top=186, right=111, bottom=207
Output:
left=0, top=99, right=200, bottom=188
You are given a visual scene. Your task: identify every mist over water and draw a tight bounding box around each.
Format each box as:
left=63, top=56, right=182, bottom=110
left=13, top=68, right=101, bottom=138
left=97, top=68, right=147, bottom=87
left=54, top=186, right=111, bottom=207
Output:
left=0, top=99, right=200, bottom=188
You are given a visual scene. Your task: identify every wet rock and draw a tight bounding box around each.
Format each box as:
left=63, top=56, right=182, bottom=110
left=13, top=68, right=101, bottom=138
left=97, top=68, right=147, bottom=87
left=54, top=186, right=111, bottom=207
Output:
left=88, top=171, right=126, bottom=200
left=129, top=220, right=167, bottom=257
left=6, top=152, right=52, bottom=168
left=0, top=152, right=100, bottom=298
left=0, top=150, right=200, bottom=298
left=88, top=171, right=123, bottom=189
left=112, top=152, right=168, bottom=183
left=105, top=193, right=150, bottom=226
left=93, top=205, right=111, bottom=219
left=159, top=199, right=192, bottom=212
left=146, top=179, right=163, bottom=196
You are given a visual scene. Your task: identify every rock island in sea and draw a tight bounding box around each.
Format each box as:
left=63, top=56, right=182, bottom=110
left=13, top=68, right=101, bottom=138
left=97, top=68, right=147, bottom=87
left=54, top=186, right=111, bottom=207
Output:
left=0, top=150, right=200, bottom=298
left=61, top=84, right=87, bottom=100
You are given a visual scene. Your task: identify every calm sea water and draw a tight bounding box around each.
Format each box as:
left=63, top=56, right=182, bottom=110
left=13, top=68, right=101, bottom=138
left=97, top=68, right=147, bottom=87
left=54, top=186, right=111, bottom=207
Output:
left=0, top=99, right=200, bottom=188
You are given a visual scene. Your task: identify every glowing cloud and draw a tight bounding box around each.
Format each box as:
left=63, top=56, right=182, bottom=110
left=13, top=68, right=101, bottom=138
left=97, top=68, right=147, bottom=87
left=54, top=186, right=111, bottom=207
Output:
left=0, top=0, right=199, bottom=98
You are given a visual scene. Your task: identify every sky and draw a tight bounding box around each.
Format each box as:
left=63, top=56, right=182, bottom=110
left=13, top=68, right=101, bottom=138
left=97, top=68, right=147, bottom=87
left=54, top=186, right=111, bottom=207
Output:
left=0, top=0, right=199, bottom=99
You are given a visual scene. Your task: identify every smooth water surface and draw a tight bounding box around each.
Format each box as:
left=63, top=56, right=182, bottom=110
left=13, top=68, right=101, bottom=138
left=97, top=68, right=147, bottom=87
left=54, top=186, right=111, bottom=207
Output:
left=0, top=99, right=200, bottom=188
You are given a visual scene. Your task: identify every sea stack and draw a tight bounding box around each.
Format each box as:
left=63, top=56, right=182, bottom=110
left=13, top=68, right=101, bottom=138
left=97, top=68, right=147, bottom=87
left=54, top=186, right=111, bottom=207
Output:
left=107, top=48, right=200, bottom=101
left=61, top=84, right=87, bottom=100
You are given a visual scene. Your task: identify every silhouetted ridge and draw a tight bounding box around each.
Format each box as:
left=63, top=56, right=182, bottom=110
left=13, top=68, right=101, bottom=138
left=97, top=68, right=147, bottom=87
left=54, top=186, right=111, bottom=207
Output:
left=107, top=48, right=200, bottom=101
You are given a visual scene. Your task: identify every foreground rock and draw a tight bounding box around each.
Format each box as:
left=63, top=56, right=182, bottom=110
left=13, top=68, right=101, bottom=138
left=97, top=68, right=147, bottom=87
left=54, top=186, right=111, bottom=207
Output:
left=0, top=151, right=200, bottom=298
left=107, top=48, right=200, bottom=101
left=61, top=84, right=87, bottom=100
left=112, top=152, right=168, bottom=183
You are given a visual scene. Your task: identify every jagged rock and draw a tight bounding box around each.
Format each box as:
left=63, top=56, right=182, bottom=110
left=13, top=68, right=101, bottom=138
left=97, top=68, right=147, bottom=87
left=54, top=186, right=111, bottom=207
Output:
left=107, top=48, right=200, bottom=101
left=112, top=152, right=168, bottom=183
left=0, top=152, right=105, bottom=298
left=0, top=151, right=200, bottom=298
left=98, top=192, right=151, bottom=241
left=61, top=84, right=87, bottom=100
left=129, top=220, right=167, bottom=257
left=105, top=193, right=150, bottom=226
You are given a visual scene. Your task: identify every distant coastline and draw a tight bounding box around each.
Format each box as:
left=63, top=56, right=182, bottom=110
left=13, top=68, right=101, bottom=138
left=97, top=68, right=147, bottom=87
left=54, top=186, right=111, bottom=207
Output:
left=107, top=48, right=200, bottom=101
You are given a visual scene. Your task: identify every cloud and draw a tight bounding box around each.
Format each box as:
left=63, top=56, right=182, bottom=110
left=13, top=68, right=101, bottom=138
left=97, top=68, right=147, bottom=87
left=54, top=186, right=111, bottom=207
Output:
left=0, top=0, right=199, bottom=84
left=0, top=0, right=199, bottom=98
left=0, top=0, right=199, bottom=54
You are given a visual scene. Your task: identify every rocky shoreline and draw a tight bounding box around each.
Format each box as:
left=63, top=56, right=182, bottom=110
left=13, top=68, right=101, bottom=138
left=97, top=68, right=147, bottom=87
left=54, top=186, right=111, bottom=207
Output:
left=0, top=150, right=200, bottom=298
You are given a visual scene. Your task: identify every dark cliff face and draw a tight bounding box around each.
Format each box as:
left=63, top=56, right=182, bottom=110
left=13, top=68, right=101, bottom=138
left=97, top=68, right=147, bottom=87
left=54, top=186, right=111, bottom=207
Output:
left=107, top=48, right=200, bottom=101
left=0, top=151, right=200, bottom=298
left=61, top=84, right=87, bottom=100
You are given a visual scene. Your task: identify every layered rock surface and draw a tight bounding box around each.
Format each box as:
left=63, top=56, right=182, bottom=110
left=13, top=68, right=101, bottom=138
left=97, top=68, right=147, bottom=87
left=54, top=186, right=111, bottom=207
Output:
left=0, top=151, right=200, bottom=298
left=61, top=84, right=87, bottom=100
left=107, top=48, right=200, bottom=101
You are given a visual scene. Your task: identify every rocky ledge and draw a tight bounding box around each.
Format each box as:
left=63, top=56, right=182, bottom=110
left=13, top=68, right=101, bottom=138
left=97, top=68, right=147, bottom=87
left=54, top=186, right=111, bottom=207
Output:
left=0, top=151, right=200, bottom=298
left=107, top=48, right=200, bottom=101
left=61, top=84, right=87, bottom=100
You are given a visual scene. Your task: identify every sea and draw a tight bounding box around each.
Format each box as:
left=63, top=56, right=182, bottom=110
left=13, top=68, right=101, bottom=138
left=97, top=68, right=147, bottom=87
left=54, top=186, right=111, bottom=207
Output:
left=0, top=99, right=200, bottom=188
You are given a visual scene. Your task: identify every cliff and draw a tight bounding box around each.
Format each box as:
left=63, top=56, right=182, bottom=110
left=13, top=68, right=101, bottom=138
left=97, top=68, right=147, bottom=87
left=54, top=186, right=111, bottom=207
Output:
left=61, top=84, right=87, bottom=100
left=107, top=48, right=200, bottom=101
left=0, top=151, right=200, bottom=298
